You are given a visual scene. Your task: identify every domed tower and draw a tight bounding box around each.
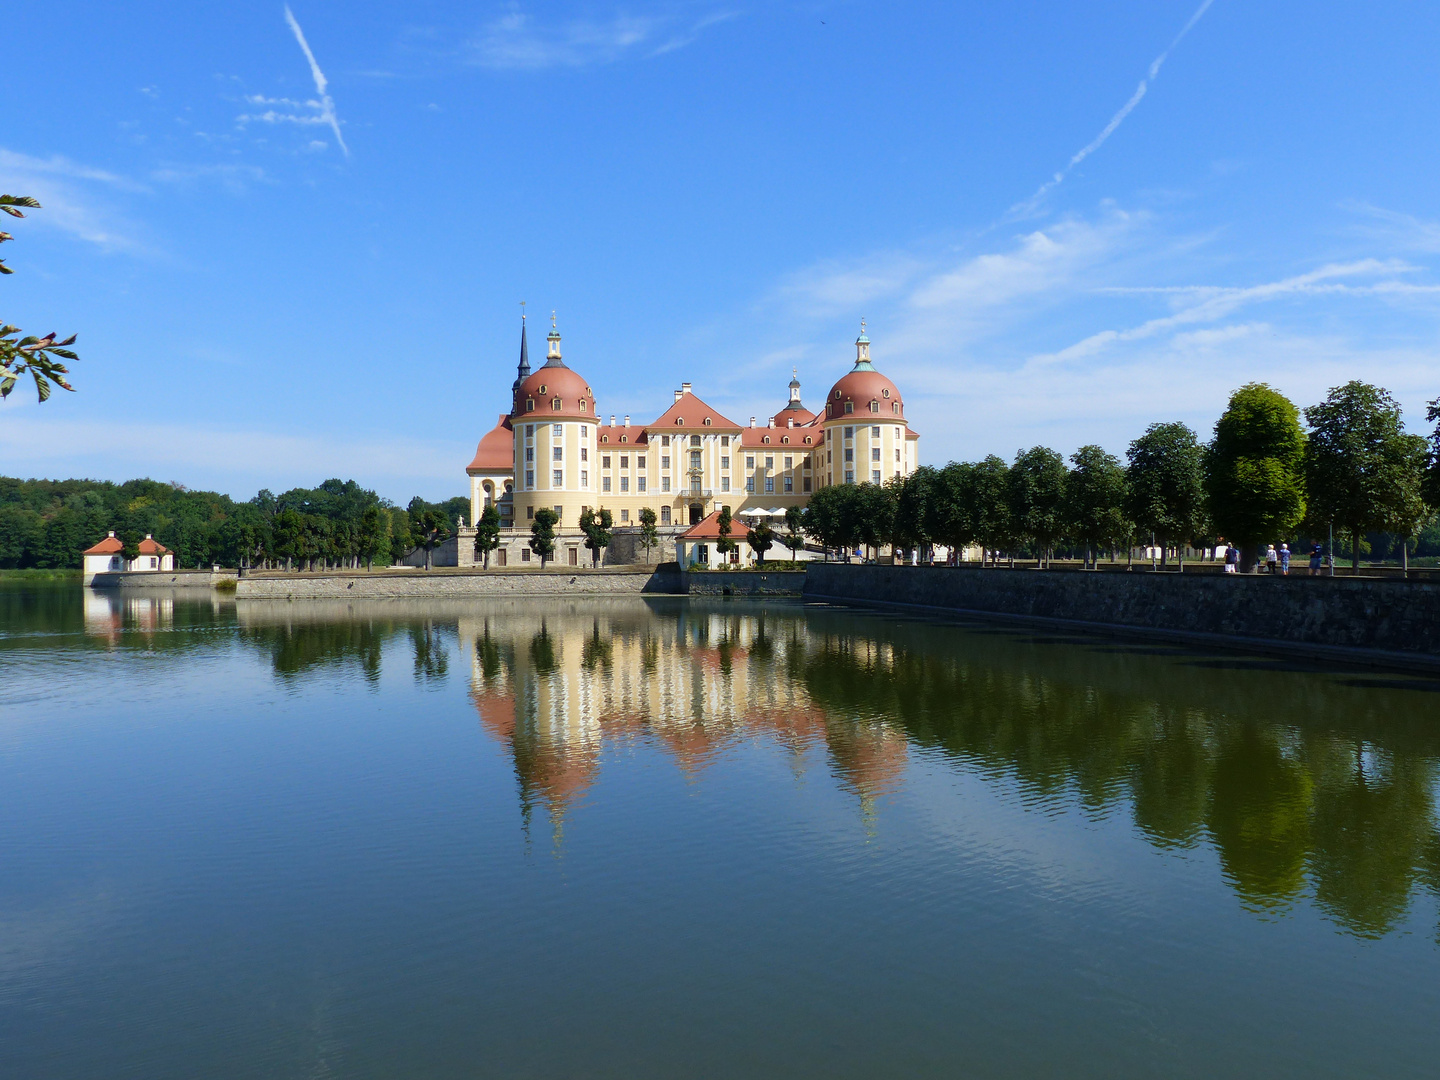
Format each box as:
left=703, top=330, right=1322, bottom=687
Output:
left=819, top=321, right=915, bottom=488
left=769, top=368, right=816, bottom=428
left=510, top=313, right=598, bottom=531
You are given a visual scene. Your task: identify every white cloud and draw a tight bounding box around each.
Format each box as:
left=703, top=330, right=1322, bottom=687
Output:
left=255, top=6, right=349, bottom=156
left=466, top=6, right=736, bottom=70
left=0, top=149, right=144, bottom=251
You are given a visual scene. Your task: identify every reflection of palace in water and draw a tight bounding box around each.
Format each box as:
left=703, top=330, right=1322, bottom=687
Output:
left=460, top=603, right=908, bottom=826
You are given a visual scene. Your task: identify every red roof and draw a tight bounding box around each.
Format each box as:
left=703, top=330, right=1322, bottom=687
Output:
left=467, top=414, right=514, bottom=474
left=646, top=391, right=742, bottom=432
left=137, top=537, right=169, bottom=555
left=679, top=510, right=753, bottom=541
left=513, top=362, right=595, bottom=422
left=596, top=425, right=649, bottom=445
left=83, top=535, right=123, bottom=555
left=740, top=426, right=818, bottom=448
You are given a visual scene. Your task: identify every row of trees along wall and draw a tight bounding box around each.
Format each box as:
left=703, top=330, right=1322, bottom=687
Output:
left=0, top=477, right=471, bottom=571
left=798, top=381, right=1440, bottom=573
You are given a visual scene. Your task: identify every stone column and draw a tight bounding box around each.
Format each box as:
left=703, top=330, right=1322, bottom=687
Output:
left=456, top=523, right=477, bottom=568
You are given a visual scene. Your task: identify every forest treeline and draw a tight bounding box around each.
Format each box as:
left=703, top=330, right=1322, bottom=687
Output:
left=0, top=476, right=468, bottom=570
left=799, top=381, right=1440, bottom=569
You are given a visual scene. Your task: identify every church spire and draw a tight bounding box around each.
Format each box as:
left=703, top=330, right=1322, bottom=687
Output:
left=512, top=306, right=531, bottom=391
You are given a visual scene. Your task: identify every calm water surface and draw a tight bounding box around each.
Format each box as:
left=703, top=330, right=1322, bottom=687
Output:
left=3, top=584, right=1439, bottom=1078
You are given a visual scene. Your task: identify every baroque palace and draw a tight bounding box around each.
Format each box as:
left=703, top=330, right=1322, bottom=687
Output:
left=464, top=315, right=918, bottom=563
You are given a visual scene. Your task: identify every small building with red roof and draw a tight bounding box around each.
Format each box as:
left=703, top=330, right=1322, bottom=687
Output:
left=676, top=510, right=756, bottom=569
left=82, top=531, right=173, bottom=584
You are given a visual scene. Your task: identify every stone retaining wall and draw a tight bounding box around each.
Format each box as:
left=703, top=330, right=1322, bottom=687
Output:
left=88, top=569, right=236, bottom=589
left=805, top=563, right=1440, bottom=662
left=236, top=566, right=682, bottom=599
left=684, top=570, right=806, bottom=596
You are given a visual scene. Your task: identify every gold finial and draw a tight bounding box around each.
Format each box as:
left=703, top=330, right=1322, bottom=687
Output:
left=551, top=310, right=557, bottom=330
left=860, top=317, right=866, bottom=334
left=793, top=366, right=798, bottom=378
left=520, top=300, right=526, bottom=322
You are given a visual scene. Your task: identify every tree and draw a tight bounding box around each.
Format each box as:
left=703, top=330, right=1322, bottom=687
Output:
left=854, top=482, right=897, bottom=561
left=2, top=195, right=79, bottom=403
left=1125, top=422, right=1206, bottom=568
left=389, top=508, right=413, bottom=564
left=1424, top=397, right=1440, bottom=509
left=530, top=507, right=558, bottom=567
left=970, top=455, right=1013, bottom=565
left=715, top=504, right=740, bottom=563
left=579, top=506, right=613, bottom=567
left=1304, top=382, right=1429, bottom=573
left=411, top=509, right=450, bottom=571
left=928, top=462, right=974, bottom=564
left=1064, top=445, right=1129, bottom=568
left=474, top=504, right=502, bottom=568
left=892, top=467, right=936, bottom=563
left=782, top=506, right=806, bottom=560
left=1204, top=384, right=1307, bottom=573
left=747, top=519, right=775, bottom=565
left=357, top=506, right=389, bottom=571
left=1007, top=446, right=1068, bottom=567
left=638, top=506, right=659, bottom=563
left=271, top=509, right=306, bottom=571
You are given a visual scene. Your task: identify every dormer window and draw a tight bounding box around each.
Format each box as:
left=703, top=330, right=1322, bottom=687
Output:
left=763, top=436, right=771, bottom=444
left=703, top=417, right=712, bottom=426
left=601, top=435, right=609, bottom=443
left=526, top=398, right=535, bottom=412
left=844, top=401, right=854, bottom=414
left=676, top=418, right=684, bottom=426
left=892, top=402, right=900, bottom=415
left=869, top=400, right=879, bottom=413
left=804, top=436, right=813, bottom=444
left=781, top=436, right=790, bottom=444
left=620, top=435, right=628, bottom=443
left=579, top=399, right=587, bottom=411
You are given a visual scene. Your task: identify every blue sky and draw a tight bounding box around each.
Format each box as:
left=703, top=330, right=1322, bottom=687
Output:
left=4, top=1, right=1439, bottom=502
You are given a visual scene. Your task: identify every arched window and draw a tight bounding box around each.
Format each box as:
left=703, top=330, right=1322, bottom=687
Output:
left=703, top=417, right=712, bottom=426
left=781, top=436, right=790, bottom=444
left=676, top=418, right=685, bottom=426
left=892, top=402, right=900, bottom=415
left=620, top=435, right=628, bottom=443
left=763, top=436, right=771, bottom=445
left=601, top=435, right=609, bottom=443
left=804, top=436, right=813, bottom=445
left=579, top=399, right=587, bottom=411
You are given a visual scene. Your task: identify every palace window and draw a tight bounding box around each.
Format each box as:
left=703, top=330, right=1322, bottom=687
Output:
left=552, top=470, right=563, bottom=486
left=620, top=435, right=628, bottom=443
left=603, top=477, right=612, bottom=492
left=844, top=401, right=853, bottom=414
left=804, top=436, right=812, bottom=444
left=525, top=447, right=534, bottom=462
left=746, top=456, right=755, bottom=469
left=720, top=456, right=729, bottom=470
left=527, top=505, right=535, bottom=519
left=764, top=478, right=774, bottom=494
left=721, top=436, right=729, bottom=447
left=784, top=456, right=792, bottom=469
left=721, top=477, right=730, bottom=492
left=690, top=435, right=701, bottom=447
left=521, top=548, right=531, bottom=561
left=638, top=477, right=647, bottom=492
left=893, top=402, right=900, bottom=415
left=765, top=456, right=773, bottom=470
left=826, top=450, right=832, bottom=464
left=620, top=455, right=629, bottom=469
left=844, top=427, right=854, bottom=439
left=763, top=436, right=771, bottom=445
left=896, top=447, right=901, bottom=461
left=690, top=451, right=702, bottom=470
left=553, top=423, right=563, bottom=436
left=526, top=425, right=534, bottom=437
left=869, top=401, right=879, bottom=413
left=552, top=398, right=561, bottom=410
left=661, top=456, right=670, bottom=469
left=872, top=447, right=881, bottom=461
left=703, top=417, right=712, bottom=426
left=845, top=470, right=855, bottom=484
left=553, top=446, right=563, bottom=461
left=526, top=470, right=535, bottom=487
left=690, top=477, right=702, bottom=495
left=662, top=435, right=670, bottom=447
left=602, top=456, right=611, bottom=468
left=526, top=398, right=535, bottom=412
left=580, top=447, right=588, bottom=462
left=844, top=449, right=854, bottom=462
left=676, top=418, right=685, bottom=426
left=620, top=509, right=629, bottom=522
left=872, top=426, right=881, bottom=438
left=781, top=436, right=790, bottom=444
left=620, top=477, right=629, bottom=492
left=580, top=402, right=587, bottom=414
left=637, top=455, right=646, bottom=469
left=803, top=477, right=812, bottom=493
left=580, top=470, right=588, bottom=486
left=661, top=506, right=671, bottom=524
left=873, top=470, right=881, bottom=484
left=662, top=477, right=671, bottom=492
left=784, top=477, right=793, bottom=493
left=745, top=477, right=755, bottom=493
left=581, top=425, right=588, bottom=437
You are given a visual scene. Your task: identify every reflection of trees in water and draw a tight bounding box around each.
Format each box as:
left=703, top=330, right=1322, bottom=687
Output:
left=796, top=617, right=1440, bottom=939
left=410, top=621, right=450, bottom=684
left=242, top=619, right=390, bottom=684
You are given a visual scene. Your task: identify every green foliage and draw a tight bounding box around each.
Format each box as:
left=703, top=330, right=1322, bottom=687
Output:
left=1064, top=445, right=1130, bottom=562
left=638, top=506, right=659, bottom=561
left=715, top=504, right=737, bottom=556
left=891, top=466, right=934, bottom=556
left=1125, top=422, right=1206, bottom=563
left=853, top=482, right=897, bottom=556
left=474, top=504, right=502, bottom=568
left=357, top=506, right=390, bottom=570
left=529, top=507, right=558, bottom=567
left=800, top=485, right=849, bottom=553
left=1425, top=397, right=1440, bottom=509
left=782, top=505, right=806, bottom=558
left=1204, top=384, right=1306, bottom=563
left=1007, top=446, right=1068, bottom=566
left=747, top=519, right=775, bottom=564
left=970, top=455, right=1013, bottom=559
left=410, top=509, right=450, bottom=570
left=2, top=195, right=79, bottom=402
left=579, top=507, right=613, bottom=567
left=1304, top=382, right=1429, bottom=571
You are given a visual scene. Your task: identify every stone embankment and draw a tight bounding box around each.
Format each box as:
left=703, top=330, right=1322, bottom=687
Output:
left=804, top=563, right=1440, bottom=669
left=235, top=565, right=682, bottom=599
left=683, top=570, right=806, bottom=596
left=88, top=569, right=236, bottom=589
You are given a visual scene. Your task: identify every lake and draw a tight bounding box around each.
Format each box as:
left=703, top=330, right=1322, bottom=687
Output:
left=3, top=585, right=1439, bottom=1078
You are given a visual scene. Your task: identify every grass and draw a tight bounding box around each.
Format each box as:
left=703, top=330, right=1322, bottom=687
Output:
left=213, top=577, right=238, bottom=592
left=0, top=568, right=82, bottom=582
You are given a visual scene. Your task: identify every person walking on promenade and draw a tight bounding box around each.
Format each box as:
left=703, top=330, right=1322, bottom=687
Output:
left=1266, top=545, right=1278, bottom=574
left=1279, top=543, right=1291, bottom=576
left=1309, top=541, right=1323, bottom=576
left=1224, top=545, right=1239, bottom=573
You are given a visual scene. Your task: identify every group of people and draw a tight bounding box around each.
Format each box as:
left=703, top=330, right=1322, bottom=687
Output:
left=1222, top=541, right=1329, bottom=575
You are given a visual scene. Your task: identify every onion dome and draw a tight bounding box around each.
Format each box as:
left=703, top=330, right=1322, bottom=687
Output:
left=825, top=321, right=903, bottom=421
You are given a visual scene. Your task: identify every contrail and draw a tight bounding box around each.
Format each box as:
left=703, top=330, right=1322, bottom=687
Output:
left=283, top=5, right=349, bottom=156
left=1012, top=0, right=1214, bottom=216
